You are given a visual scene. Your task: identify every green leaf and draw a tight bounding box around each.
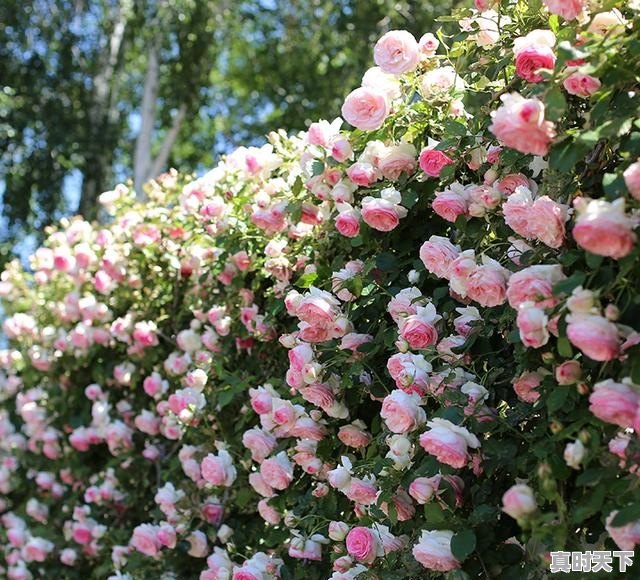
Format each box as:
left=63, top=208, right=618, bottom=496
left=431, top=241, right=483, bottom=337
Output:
left=401, top=189, right=420, bottom=209
left=295, top=271, right=318, bottom=288
left=376, top=252, right=398, bottom=272
left=585, top=252, right=603, bottom=270
left=631, top=353, right=640, bottom=384
left=444, top=119, right=468, bottom=136
left=557, top=337, right=573, bottom=358
left=311, top=159, right=324, bottom=176
left=545, top=87, right=567, bottom=122
left=547, top=386, right=569, bottom=412
left=451, top=529, right=476, bottom=562
left=424, top=502, right=447, bottom=524
left=611, top=504, right=640, bottom=527
left=553, top=272, right=586, bottom=296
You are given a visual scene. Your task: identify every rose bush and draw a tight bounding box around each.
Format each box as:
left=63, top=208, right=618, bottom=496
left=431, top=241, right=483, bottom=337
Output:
left=2, top=1, right=640, bottom=578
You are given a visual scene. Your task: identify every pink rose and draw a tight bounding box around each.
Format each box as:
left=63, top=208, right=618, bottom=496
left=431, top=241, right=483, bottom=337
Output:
left=513, top=371, right=541, bottom=403
left=606, top=512, right=640, bottom=551
left=419, top=236, right=461, bottom=279
left=409, top=475, right=441, bottom=504
left=502, top=484, right=537, bottom=519
left=398, top=303, right=441, bottom=349
left=346, top=162, right=378, bottom=186
left=465, top=257, right=510, bottom=307
left=335, top=207, right=361, bottom=238
left=418, top=33, right=439, bottom=57
left=507, top=265, right=565, bottom=309
left=419, top=148, right=454, bottom=177
left=412, top=530, right=459, bottom=572
left=514, top=31, right=556, bottom=83
left=360, top=188, right=407, bottom=232
left=517, top=303, right=549, bottom=348
left=373, top=30, right=419, bottom=73
left=624, top=160, right=640, bottom=200
left=345, top=527, right=380, bottom=564
left=589, top=379, right=640, bottom=429
left=386, top=352, right=431, bottom=394
left=257, top=499, right=281, bottom=525
left=496, top=173, right=531, bottom=196
left=201, top=450, right=237, bottom=487
left=381, top=390, right=426, bottom=433
left=555, top=360, right=581, bottom=385
left=260, top=452, right=294, bottom=490
left=528, top=196, right=567, bottom=248
left=563, top=72, right=601, bottom=98
left=573, top=198, right=636, bottom=259
left=490, top=93, right=556, bottom=156
left=338, top=422, right=372, bottom=448
left=543, top=0, right=587, bottom=21
left=566, top=313, right=620, bottom=361
left=341, top=87, right=390, bottom=131
left=432, top=187, right=469, bottom=223
left=378, top=143, right=417, bottom=180
left=345, top=478, right=378, bottom=505
left=248, top=472, right=274, bottom=498
left=419, top=418, right=480, bottom=468
left=242, top=428, right=277, bottom=463
left=131, top=524, right=160, bottom=557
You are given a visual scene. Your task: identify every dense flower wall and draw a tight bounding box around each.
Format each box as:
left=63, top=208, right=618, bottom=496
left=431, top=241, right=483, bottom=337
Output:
left=2, top=1, right=640, bottom=578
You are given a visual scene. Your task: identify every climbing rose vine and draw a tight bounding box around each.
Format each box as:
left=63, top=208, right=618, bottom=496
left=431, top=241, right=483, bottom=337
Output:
left=2, top=1, right=640, bottom=578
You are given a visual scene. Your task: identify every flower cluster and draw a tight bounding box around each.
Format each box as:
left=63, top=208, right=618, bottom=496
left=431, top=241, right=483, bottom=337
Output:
left=1, top=1, right=640, bottom=579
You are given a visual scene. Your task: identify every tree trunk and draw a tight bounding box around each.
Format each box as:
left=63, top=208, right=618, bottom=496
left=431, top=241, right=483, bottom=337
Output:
left=77, top=0, right=128, bottom=218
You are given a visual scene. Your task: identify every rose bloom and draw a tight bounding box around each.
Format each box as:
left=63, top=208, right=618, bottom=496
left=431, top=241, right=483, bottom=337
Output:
left=338, top=422, right=372, bottom=448
left=517, top=303, right=549, bottom=348
left=588, top=9, right=627, bottom=37
left=563, top=72, right=601, bottom=98
left=201, top=450, right=237, bottom=487
left=465, top=257, right=509, bottom=307
left=361, top=189, right=407, bottom=232
left=419, top=236, right=460, bottom=279
left=131, top=524, right=160, bottom=557
left=346, top=161, right=378, bottom=186
left=529, top=196, right=567, bottom=248
left=334, top=207, right=360, bottom=237
left=555, top=360, right=581, bottom=385
left=543, top=0, right=587, bottom=21
left=409, top=475, right=441, bottom=504
left=432, top=186, right=469, bottom=223
left=418, top=32, right=439, bottom=57
left=623, top=159, right=640, bottom=200
left=502, top=484, right=537, bottom=519
left=378, top=142, right=417, bottom=181
left=260, top=452, right=294, bottom=490
left=419, top=418, right=481, bottom=468
left=341, top=87, right=390, bottom=131
left=399, top=316, right=438, bottom=350
left=513, top=29, right=556, bottom=83
left=606, top=512, right=640, bottom=551
left=419, top=147, right=454, bottom=178
left=506, top=265, right=565, bottom=309
left=373, top=30, right=419, bottom=74
left=380, top=390, right=426, bottom=433
left=572, top=198, right=636, bottom=259
left=345, top=527, right=380, bottom=564
left=490, top=93, right=556, bottom=156
left=566, top=313, right=620, bottom=361
left=346, top=478, right=378, bottom=505
left=513, top=371, right=541, bottom=403
left=412, top=530, right=459, bottom=572
left=589, top=379, right=640, bottom=429
left=496, top=173, right=530, bottom=196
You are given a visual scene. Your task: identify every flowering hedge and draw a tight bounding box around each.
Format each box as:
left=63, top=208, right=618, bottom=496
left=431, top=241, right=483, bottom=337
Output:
left=2, top=1, right=640, bottom=578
